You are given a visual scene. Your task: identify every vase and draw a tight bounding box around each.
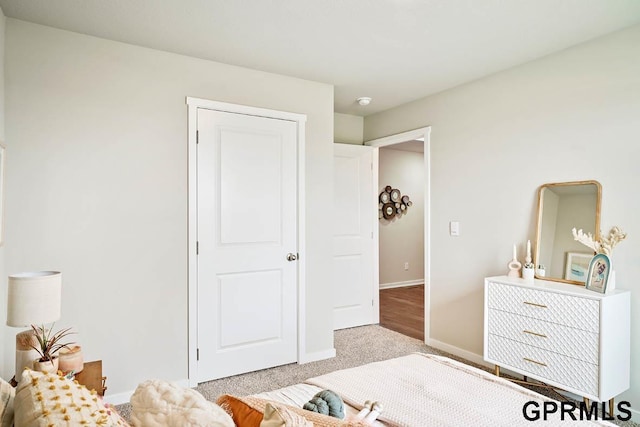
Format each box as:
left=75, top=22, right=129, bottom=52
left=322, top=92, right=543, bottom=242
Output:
left=59, top=346, right=84, bottom=374
left=33, top=357, right=59, bottom=374
left=522, top=267, right=535, bottom=282
left=507, top=259, right=521, bottom=278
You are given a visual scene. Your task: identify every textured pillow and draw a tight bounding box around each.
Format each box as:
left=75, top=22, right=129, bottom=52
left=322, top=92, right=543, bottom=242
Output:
left=260, top=403, right=312, bottom=427
left=1, top=377, right=15, bottom=427
left=14, top=369, right=129, bottom=427
left=130, top=379, right=234, bottom=427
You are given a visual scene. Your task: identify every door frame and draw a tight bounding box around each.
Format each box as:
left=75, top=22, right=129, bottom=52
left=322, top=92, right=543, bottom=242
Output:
left=364, top=127, right=431, bottom=343
left=186, top=97, right=307, bottom=386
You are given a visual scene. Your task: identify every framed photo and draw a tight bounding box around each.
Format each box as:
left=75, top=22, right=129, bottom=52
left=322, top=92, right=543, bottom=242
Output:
left=564, top=252, right=593, bottom=282
left=585, top=253, right=611, bottom=293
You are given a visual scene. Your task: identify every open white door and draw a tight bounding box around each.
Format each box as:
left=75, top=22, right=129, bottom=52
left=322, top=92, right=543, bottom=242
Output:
left=332, top=144, right=378, bottom=330
left=196, top=108, right=298, bottom=382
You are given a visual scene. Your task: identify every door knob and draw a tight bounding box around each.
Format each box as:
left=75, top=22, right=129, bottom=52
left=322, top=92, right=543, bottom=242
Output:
left=287, top=253, right=298, bottom=262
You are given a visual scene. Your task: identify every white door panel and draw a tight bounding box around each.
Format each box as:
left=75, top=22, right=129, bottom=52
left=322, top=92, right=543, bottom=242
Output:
left=197, top=109, right=297, bottom=381
left=333, top=144, right=376, bottom=330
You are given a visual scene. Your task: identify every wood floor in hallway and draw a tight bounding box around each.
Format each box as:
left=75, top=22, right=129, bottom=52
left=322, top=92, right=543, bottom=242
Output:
left=379, top=284, right=424, bottom=341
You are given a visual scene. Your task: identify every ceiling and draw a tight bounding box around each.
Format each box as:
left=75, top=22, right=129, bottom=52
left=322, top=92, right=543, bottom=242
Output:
left=1, top=1, right=639, bottom=116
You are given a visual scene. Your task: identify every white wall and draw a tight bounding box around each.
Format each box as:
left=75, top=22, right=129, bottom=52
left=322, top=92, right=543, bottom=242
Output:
left=3, top=19, right=335, bottom=397
left=365, top=24, right=640, bottom=414
left=378, top=148, right=424, bottom=287
left=334, top=113, right=363, bottom=144
left=0, top=7, right=6, bottom=378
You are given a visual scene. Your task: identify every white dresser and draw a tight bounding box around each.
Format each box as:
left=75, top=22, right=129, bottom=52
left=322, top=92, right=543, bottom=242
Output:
left=483, top=275, right=630, bottom=402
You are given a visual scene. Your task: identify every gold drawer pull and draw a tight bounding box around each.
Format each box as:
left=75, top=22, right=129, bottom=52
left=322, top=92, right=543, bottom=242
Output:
left=523, top=301, right=547, bottom=308
left=523, top=330, right=547, bottom=338
left=523, top=357, right=547, bottom=367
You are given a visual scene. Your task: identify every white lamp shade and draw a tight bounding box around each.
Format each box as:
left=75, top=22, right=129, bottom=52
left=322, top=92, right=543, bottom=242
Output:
left=6, top=271, right=62, bottom=327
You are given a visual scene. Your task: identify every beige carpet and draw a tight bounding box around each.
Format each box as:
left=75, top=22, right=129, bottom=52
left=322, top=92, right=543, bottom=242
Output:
left=117, top=325, right=637, bottom=426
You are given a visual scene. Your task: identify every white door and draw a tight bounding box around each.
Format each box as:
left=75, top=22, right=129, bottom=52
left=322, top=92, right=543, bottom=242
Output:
left=197, top=108, right=298, bottom=382
left=333, top=144, right=377, bottom=330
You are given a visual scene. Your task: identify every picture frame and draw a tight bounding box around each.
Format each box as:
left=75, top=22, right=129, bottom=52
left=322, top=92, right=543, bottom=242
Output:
left=564, top=252, right=593, bottom=282
left=585, top=253, right=611, bottom=293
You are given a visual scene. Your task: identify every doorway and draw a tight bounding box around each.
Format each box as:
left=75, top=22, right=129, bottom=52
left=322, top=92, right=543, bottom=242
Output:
left=365, top=127, right=431, bottom=343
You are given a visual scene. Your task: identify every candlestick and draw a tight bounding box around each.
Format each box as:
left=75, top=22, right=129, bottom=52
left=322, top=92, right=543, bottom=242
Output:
left=526, top=239, right=532, bottom=264
left=513, top=244, right=517, bottom=261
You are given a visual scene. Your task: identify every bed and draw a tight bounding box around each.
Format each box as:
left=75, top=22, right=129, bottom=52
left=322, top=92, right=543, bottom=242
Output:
left=240, top=353, right=617, bottom=426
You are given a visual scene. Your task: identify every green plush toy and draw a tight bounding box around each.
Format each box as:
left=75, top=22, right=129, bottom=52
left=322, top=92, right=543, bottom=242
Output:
left=303, top=389, right=345, bottom=419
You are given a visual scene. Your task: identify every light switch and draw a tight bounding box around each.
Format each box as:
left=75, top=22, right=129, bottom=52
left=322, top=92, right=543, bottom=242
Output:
left=449, top=221, right=460, bottom=236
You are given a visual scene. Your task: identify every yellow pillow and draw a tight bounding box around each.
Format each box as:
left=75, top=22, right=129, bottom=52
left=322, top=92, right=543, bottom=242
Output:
left=14, top=369, right=129, bottom=427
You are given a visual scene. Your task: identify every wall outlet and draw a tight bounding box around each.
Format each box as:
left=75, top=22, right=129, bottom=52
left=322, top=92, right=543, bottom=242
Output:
left=404, top=262, right=409, bottom=271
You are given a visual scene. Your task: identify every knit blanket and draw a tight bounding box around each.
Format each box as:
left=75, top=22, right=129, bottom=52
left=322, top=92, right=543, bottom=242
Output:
left=305, top=353, right=615, bottom=427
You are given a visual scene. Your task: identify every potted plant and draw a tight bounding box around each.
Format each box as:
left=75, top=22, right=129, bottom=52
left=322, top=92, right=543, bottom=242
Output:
left=26, top=324, right=75, bottom=373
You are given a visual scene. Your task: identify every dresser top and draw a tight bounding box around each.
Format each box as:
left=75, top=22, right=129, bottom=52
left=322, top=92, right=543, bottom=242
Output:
left=485, top=275, right=629, bottom=299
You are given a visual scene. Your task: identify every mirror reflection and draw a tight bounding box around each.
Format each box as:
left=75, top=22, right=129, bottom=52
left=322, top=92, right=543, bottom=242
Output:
left=534, top=181, right=601, bottom=285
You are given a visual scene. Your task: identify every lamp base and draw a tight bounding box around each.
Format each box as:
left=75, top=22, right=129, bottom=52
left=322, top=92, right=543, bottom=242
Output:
left=15, top=330, right=38, bottom=383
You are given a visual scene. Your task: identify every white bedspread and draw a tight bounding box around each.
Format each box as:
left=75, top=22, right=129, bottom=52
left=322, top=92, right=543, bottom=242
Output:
left=304, top=353, right=615, bottom=427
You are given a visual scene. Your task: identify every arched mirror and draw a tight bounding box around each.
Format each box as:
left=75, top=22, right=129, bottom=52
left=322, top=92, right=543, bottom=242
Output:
left=534, top=180, right=601, bottom=285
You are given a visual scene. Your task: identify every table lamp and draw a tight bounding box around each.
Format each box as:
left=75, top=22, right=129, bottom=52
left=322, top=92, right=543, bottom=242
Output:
left=6, top=271, right=62, bottom=382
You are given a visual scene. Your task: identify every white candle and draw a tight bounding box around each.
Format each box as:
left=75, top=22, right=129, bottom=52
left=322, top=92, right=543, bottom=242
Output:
left=527, top=240, right=531, bottom=259
left=513, top=244, right=517, bottom=260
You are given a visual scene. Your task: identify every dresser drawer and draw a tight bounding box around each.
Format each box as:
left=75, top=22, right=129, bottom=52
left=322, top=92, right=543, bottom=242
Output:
left=487, top=282, right=599, bottom=332
left=487, top=335, right=598, bottom=396
left=488, top=309, right=598, bottom=364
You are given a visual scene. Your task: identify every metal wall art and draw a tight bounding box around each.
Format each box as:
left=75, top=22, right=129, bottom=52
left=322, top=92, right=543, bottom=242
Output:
left=379, top=185, right=412, bottom=220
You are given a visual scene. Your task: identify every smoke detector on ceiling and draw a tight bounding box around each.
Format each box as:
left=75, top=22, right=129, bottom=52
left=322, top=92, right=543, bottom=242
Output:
left=357, top=97, right=372, bottom=106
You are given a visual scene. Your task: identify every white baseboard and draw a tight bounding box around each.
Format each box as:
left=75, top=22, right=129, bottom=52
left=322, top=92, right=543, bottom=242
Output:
left=103, top=390, right=133, bottom=406
left=426, top=338, right=487, bottom=367
left=628, top=407, right=640, bottom=422
left=103, top=378, right=190, bottom=406
left=299, top=348, right=336, bottom=364
left=379, top=279, right=424, bottom=290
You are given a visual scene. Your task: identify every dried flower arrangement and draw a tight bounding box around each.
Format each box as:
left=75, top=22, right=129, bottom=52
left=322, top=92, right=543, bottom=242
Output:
left=25, top=324, right=76, bottom=363
left=571, top=226, right=628, bottom=256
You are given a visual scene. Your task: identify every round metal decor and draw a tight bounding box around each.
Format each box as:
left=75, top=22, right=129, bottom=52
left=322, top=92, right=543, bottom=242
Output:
left=378, top=185, right=412, bottom=221
left=382, top=203, right=396, bottom=219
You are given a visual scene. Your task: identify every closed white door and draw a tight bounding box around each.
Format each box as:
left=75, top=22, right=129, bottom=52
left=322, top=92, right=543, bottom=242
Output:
left=333, top=144, right=377, bottom=330
left=197, top=108, right=298, bottom=382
